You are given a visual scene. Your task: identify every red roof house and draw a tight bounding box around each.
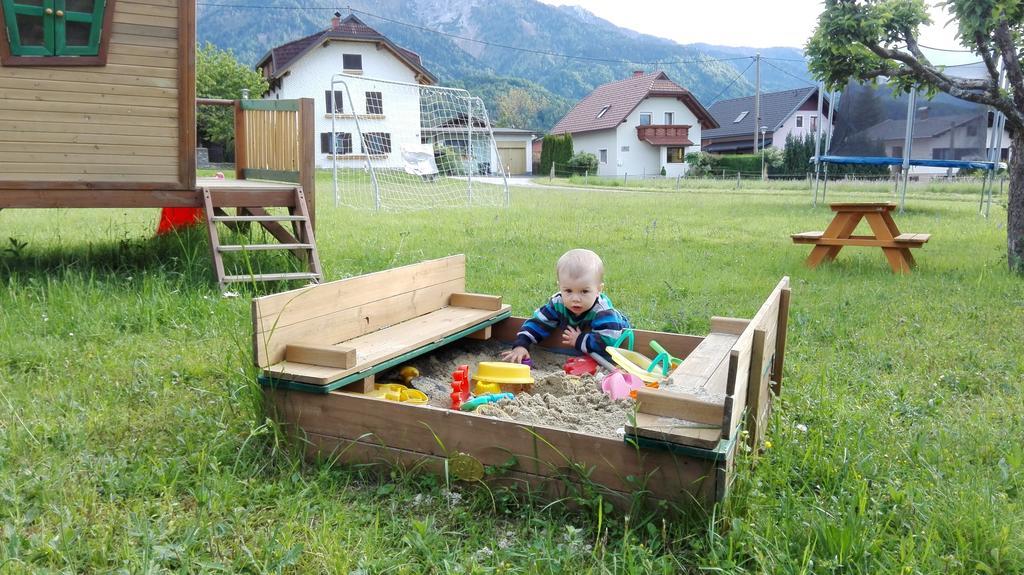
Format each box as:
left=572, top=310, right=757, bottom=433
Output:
left=550, top=71, right=717, bottom=177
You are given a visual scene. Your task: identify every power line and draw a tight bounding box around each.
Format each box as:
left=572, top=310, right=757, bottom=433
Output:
left=761, top=58, right=817, bottom=88
left=918, top=43, right=974, bottom=53
left=196, top=2, right=760, bottom=67
left=763, top=56, right=808, bottom=63
left=705, top=57, right=754, bottom=106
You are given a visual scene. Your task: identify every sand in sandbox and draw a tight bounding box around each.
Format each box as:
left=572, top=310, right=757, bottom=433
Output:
left=374, top=340, right=634, bottom=439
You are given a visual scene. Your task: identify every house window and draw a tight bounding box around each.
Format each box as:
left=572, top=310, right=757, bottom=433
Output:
left=667, top=147, right=686, bottom=163
left=599, top=149, right=607, bottom=164
left=320, top=132, right=352, bottom=154
left=325, top=90, right=344, bottom=113
left=362, top=132, right=391, bottom=155
left=1, top=0, right=110, bottom=63
left=444, top=138, right=468, bottom=154
left=892, top=146, right=903, bottom=158
left=734, top=111, right=749, bottom=123
left=810, top=115, right=818, bottom=131
left=796, top=115, right=803, bottom=128
left=343, top=53, right=362, bottom=71
left=639, top=113, right=652, bottom=126
left=966, top=124, right=979, bottom=137
left=365, top=91, right=383, bottom=115
left=664, top=112, right=674, bottom=125
left=596, top=105, right=611, bottom=119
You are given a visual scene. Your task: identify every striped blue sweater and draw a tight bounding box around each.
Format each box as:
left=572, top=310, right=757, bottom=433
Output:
left=513, top=292, right=630, bottom=360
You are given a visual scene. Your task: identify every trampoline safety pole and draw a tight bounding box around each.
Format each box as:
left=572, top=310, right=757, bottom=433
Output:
left=813, top=83, right=824, bottom=207
left=899, top=88, right=918, bottom=213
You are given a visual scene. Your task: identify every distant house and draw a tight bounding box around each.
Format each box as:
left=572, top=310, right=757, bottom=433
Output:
left=862, top=112, right=1009, bottom=163
left=421, top=113, right=539, bottom=175
left=549, top=71, right=718, bottom=177
left=701, top=87, right=833, bottom=154
left=256, top=13, right=437, bottom=169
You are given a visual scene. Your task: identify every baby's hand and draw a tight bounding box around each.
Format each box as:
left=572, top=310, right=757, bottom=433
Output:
left=501, top=346, right=530, bottom=364
left=561, top=326, right=582, bottom=348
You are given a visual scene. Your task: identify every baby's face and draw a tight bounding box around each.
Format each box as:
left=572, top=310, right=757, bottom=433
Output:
left=558, top=272, right=603, bottom=316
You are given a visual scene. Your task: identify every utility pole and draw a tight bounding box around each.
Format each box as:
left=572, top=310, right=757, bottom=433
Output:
left=753, top=52, right=761, bottom=153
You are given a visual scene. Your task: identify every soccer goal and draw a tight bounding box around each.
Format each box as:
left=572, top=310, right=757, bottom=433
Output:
left=327, top=73, right=509, bottom=211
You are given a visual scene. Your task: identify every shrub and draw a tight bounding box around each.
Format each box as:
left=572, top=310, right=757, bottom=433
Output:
left=566, top=152, right=598, bottom=175
left=434, top=145, right=465, bottom=176
left=660, top=166, right=667, bottom=176
left=713, top=154, right=763, bottom=175
left=685, top=151, right=714, bottom=176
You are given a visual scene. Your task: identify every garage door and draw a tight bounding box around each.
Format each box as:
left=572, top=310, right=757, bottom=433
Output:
left=497, top=142, right=526, bottom=175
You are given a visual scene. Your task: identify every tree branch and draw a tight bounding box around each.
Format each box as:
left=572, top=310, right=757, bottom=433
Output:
left=975, top=31, right=1000, bottom=85
left=865, top=43, right=1007, bottom=108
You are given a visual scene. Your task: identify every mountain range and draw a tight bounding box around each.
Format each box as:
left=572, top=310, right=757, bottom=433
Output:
left=196, top=0, right=816, bottom=131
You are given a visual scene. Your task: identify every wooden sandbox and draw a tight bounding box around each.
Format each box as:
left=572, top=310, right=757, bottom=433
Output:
left=256, top=255, right=790, bottom=508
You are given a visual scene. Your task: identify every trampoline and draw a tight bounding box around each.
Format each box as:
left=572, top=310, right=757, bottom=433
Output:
left=811, top=70, right=1008, bottom=215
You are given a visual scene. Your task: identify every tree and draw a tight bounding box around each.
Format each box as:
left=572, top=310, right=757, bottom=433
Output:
left=196, top=42, right=269, bottom=154
left=496, top=88, right=542, bottom=129
left=539, top=134, right=573, bottom=175
left=806, top=0, right=1024, bottom=272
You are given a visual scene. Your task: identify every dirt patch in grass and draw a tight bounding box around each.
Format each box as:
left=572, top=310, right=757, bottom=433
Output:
left=377, top=340, right=633, bottom=439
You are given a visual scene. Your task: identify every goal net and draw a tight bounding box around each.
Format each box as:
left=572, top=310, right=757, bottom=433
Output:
left=327, top=73, right=509, bottom=211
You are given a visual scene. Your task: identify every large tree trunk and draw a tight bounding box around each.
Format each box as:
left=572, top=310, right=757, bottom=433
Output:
left=1010, top=134, right=1024, bottom=273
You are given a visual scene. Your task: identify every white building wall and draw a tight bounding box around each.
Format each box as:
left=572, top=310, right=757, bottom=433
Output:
left=615, top=96, right=703, bottom=177
left=264, top=41, right=424, bottom=169
left=569, top=130, right=617, bottom=176
left=774, top=111, right=834, bottom=149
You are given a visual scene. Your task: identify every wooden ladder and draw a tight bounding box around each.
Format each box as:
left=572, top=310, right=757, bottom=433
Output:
left=201, top=186, right=323, bottom=289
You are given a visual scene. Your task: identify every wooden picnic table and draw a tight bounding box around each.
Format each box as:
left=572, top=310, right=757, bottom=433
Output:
left=792, top=202, right=930, bottom=274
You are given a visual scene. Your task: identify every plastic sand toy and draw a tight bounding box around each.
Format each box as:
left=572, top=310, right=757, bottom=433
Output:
left=600, top=371, right=646, bottom=400
left=368, top=383, right=428, bottom=404
left=606, top=347, right=667, bottom=385
left=564, top=355, right=598, bottom=376
left=473, top=361, right=534, bottom=394
left=460, top=392, right=515, bottom=412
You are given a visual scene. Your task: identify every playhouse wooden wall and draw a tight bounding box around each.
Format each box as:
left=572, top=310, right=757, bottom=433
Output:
left=0, top=0, right=195, bottom=197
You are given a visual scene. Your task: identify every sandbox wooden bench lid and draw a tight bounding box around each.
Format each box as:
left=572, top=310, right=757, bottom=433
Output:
left=251, top=254, right=511, bottom=392
left=626, top=276, right=790, bottom=451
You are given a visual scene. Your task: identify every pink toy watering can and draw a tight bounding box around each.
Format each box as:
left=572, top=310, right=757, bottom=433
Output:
left=600, top=371, right=645, bottom=400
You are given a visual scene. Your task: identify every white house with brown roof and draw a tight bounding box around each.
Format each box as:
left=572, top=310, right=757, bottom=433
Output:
left=701, top=87, right=833, bottom=154
left=549, top=71, right=718, bottom=177
left=255, top=13, right=437, bottom=169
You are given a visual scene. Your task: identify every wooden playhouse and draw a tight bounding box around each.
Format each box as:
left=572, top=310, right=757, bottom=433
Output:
left=0, top=0, right=321, bottom=286
left=255, top=255, right=791, bottom=507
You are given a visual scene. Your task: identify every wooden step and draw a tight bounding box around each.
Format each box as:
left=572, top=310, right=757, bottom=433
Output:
left=218, top=243, right=314, bottom=252
left=222, top=272, right=321, bottom=283
left=212, top=214, right=307, bottom=222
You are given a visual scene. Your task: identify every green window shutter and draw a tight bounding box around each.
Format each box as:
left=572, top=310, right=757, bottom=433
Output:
left=54, top=0, right=104, bottom=56
left=2, top=0, right=55, bottom=56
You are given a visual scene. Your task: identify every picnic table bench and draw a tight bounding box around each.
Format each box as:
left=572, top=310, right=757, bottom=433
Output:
left=792, top=202, right=930, bottom=273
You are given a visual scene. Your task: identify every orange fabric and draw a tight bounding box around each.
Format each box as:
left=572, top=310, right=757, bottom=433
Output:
left=156, top=207, right=203, bottom=235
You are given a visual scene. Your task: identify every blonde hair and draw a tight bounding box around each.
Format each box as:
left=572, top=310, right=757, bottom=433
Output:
left=556, top=249, right=604, bottom=281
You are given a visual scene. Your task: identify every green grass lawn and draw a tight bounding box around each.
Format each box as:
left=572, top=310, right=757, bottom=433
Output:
left=1, top=177, right=1022, bottom=573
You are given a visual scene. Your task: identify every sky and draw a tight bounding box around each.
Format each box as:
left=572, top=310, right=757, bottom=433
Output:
left=539, top=0, right=978, bottom=65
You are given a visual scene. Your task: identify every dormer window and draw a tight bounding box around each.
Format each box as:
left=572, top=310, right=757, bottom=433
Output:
left=1, top=0, right=112, bottom=65
left=734, top=111, right=749, bottom=123
left=596, top=105, right=611, bottom=119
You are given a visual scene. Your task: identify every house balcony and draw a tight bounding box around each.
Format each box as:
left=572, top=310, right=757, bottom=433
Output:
left=636, top=125, right=693, bottom=146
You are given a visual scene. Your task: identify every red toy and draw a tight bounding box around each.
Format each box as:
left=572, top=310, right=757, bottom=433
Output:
left=563, top=356, right=598, bottom=376
left=449, top=364, right=471, bottom=409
